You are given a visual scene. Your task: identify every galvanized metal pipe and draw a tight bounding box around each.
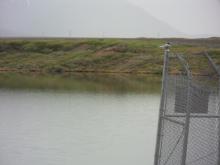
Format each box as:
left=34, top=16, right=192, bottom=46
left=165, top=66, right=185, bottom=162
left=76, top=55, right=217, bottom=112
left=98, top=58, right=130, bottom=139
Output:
left=154, top=50, right=169, bottom=165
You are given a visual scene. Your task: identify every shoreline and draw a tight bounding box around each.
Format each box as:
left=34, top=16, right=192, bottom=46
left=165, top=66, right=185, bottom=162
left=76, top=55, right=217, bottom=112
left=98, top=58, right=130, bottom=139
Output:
left=0, top=69, right=214, bottom=77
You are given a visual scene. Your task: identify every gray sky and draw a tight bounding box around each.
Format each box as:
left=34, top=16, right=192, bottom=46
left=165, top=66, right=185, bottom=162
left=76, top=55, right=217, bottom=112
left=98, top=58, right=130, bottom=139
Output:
left=0, top=0, right=220, bottom=38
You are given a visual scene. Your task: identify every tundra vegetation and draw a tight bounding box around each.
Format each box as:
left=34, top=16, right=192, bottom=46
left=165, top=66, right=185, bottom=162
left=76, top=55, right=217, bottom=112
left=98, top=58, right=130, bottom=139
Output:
left=0, top=38, right=220, bottom=75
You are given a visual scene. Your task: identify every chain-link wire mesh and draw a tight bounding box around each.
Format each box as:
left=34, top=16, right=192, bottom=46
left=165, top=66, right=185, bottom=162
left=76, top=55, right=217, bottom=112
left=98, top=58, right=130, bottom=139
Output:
left=154, top=51, right=220, bottom=165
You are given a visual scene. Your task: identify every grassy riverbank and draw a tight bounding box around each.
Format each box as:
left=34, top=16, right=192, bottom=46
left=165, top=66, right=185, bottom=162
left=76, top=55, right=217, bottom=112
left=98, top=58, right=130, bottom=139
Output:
left=0, top=38, right=220, bottom=75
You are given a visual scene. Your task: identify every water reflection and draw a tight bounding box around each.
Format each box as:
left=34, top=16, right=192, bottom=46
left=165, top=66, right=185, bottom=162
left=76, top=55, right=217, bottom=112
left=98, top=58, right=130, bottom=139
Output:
left=0, top=72, right=161, bottom=94
left=0, top=72, right=161, bottom=165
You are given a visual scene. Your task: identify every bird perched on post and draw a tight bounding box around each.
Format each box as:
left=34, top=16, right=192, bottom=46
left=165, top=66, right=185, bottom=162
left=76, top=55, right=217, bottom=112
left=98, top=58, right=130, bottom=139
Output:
left=160, top=42, right=171, bottom=52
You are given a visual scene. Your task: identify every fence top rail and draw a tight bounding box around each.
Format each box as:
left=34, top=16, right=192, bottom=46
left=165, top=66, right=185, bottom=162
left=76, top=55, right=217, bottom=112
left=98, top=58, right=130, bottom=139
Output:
left=204, top=52, right=220, bottom=76
left=176, top=54, right=192, bottom=79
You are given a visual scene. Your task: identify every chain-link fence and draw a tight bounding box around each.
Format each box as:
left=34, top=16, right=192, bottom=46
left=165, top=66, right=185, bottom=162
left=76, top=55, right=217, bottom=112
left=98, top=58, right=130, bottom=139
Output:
left=154, top=50, right=220, bottom=165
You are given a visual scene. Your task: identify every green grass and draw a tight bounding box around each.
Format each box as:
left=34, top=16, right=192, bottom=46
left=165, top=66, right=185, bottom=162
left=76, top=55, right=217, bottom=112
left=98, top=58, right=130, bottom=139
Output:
left=0, top=38, right=220, bottom=75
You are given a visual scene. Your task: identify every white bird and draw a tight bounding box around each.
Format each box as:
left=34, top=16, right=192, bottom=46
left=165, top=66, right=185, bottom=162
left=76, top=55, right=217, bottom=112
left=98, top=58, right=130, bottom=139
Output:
left=160, top=42, right=171, bottom=51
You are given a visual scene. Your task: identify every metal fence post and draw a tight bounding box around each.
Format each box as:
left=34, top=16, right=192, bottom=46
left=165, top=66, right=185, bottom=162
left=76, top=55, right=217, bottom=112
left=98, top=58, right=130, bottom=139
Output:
left=181, top=76, right=191, bottom=165
left=205, top=52, right=220, bottom=165
left=175, top=54, right=192, bottom=165
left=154, top=49, right=169, bottom=165
left=218, top=78, right=220, bottom=165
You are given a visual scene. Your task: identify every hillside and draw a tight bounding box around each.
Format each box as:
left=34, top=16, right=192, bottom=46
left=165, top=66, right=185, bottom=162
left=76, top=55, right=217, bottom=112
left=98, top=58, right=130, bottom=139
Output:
left=0, top=0, right=182, bottom=38
left=0, top=38, right=220, bottom=75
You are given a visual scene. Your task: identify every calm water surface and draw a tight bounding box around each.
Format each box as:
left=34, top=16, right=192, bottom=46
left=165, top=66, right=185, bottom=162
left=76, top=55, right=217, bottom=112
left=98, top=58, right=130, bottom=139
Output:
left=0, top=73, right=161, bottom=165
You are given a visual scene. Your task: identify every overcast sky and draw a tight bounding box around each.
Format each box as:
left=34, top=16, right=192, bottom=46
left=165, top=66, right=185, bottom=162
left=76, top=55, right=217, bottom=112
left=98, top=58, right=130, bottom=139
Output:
left=0, top=0, right=220, bottom=38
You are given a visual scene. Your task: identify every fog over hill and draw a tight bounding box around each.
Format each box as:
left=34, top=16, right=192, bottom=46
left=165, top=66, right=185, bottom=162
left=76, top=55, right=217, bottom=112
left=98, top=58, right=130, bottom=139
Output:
left=0, top=0, right=183, bottom=38
left=128, top=0, right=220, bottom=38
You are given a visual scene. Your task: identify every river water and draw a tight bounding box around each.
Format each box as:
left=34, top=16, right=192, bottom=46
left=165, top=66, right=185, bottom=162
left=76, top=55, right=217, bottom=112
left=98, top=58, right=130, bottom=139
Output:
left=0, top=73, right=161, bottom=165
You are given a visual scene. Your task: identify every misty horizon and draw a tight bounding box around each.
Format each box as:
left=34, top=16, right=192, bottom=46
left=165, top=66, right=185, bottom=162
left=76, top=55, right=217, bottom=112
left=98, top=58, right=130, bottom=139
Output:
left=1, top=0, right=220, bottom=38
